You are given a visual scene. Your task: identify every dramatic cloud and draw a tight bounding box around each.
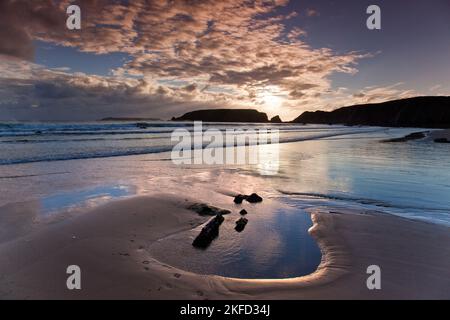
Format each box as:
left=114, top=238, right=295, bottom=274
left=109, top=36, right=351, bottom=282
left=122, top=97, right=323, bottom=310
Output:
left=0, top=56, right=251, bottom=120
left=350, top=83, right=416, bottom=103
left=279, top=83, right=418, bottom=119
left=0, top=0, right=64, bottom=60
left=0, top=0, right=402, bottom=120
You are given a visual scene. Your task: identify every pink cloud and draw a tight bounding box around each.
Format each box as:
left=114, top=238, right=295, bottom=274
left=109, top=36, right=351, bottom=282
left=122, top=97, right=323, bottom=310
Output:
left=0, top=0, right=375, bottom=120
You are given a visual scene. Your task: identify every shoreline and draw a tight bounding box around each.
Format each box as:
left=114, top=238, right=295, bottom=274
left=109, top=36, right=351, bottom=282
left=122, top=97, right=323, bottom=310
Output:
left=1, top=125, right=448, bottom=167
left=1, top=194, right=448, bottom=300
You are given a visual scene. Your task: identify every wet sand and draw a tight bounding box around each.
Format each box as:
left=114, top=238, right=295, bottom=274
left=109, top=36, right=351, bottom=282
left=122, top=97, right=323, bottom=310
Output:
left=0, top=194, right=449, bottom=300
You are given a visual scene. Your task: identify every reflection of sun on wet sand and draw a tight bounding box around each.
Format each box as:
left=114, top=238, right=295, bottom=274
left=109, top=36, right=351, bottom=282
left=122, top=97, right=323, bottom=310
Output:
left=0, top=193, right=448, bottom=299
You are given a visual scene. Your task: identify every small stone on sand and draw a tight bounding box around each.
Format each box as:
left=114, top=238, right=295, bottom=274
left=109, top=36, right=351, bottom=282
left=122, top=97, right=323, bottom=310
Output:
left=233, top=195, right=245, bottom=204
left=188, top=203, right=231, bottom=216
left=233, top=193, right=263, bottom=204
left=192, top=214, right=225, bottom=248
left=246, top=193, right=263, bottom=203
left=235, top=217, right=248, bottom=232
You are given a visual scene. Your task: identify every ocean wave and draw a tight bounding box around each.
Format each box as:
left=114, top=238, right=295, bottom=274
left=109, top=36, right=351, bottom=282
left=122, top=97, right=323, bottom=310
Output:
left=0, top=135, right=166, bottom=144
left=0, top=122, right=358, bottom=138
left=0, top=125, right=384, bottom=165
left=0, top=146, right=175, bottom=165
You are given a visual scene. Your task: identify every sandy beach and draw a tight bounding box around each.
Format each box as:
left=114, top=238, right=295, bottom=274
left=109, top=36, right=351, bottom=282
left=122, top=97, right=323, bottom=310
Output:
left=2, top=0, right=450, bottom=305
left=1, top=193, right=448, bottom=300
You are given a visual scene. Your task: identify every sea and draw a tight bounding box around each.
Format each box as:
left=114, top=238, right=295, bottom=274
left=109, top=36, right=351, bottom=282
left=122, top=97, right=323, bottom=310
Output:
left=0, top=121, right=449, bottom=278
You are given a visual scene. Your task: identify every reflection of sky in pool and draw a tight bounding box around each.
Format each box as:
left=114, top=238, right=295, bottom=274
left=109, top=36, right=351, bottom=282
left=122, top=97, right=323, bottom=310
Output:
left=226, top=208, right=321, bottom=279
left=149, top=206, right=321, bottom=279
left=41, top=185, right=132, bottom=215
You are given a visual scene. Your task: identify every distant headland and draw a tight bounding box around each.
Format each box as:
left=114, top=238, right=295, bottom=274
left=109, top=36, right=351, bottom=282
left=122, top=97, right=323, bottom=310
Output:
left=172, top=109, right=282, bottom=123
left=100, top=96, right=450, bottom=129
left=100, top=117, right=161, bottom=121
left=293, top=96, right=450, bottom=128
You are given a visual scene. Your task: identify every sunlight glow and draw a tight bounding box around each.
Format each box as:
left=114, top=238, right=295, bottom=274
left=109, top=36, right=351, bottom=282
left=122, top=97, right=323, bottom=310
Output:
left=262, top=94, right=283, bottom=109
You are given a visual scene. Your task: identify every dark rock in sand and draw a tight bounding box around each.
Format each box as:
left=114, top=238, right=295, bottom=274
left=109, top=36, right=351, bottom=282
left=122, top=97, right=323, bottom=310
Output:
left=233, top=195, right=245, bottom=204
left=234, top=193, right=263, bottom=204
left=245, top=193, right=263, bottom=203
left=239, top=209, right=248, bottom=215
left=188, top=203, right=231, bottom=216
left=192, top=214, right=225, bottom=248
left=235, top=217, right=248, bottom=232
left=384, top=131, right=427, bottom=142
left=434, top=138, right=450, bottom=143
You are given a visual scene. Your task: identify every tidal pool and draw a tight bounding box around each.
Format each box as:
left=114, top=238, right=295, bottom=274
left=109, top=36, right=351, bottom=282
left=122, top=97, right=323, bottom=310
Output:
left=148, top=204, right=322, bottom=279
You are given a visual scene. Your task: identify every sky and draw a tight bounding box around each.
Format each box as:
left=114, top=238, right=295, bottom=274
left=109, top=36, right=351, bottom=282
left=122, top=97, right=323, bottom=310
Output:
left=0, top=0, right=449, bottom=121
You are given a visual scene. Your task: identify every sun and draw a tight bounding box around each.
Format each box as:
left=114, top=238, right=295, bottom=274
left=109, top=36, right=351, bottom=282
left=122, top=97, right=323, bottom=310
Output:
left=262, top=94, right=283, bottom=109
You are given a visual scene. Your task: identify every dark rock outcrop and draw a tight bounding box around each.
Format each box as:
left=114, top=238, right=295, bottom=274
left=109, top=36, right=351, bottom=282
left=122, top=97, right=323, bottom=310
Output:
left=239, top=209, right=248, bottom=215
left=192, top=214, right=225, bottom=248
left=233, top=195, right=245, bottom=204
left=235, top=217, right=248, bottom=232
left=246, top=193, right=263, bottom=203
left=270, top=115, right=282, bottom=123
left=293, top=96, right=450, bottom=128
left=434, top=138, right=450, bottom=143
left=172, top=109, right=269, bottom=123
left=384, top=131, right=428, bottom=142
left=233, top=193, right=263, bottom=204
left=188, top=203, right=231, bottom=216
